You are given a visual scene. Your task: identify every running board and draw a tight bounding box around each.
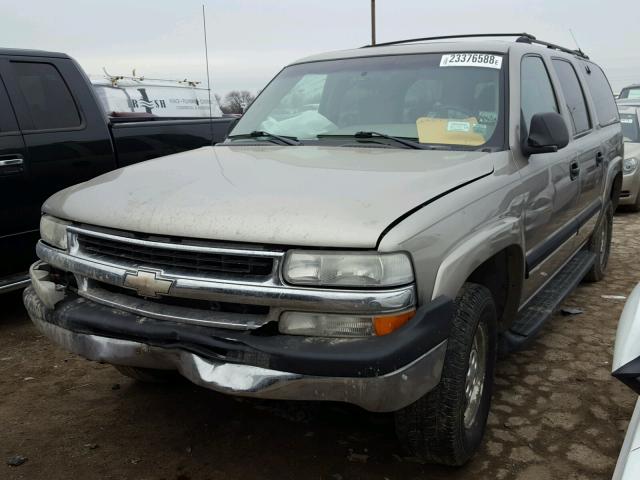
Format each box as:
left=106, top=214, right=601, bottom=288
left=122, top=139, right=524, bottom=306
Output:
left=500, top=250, right=596, bottom=354
left=0, top=272, right=30, bottom=294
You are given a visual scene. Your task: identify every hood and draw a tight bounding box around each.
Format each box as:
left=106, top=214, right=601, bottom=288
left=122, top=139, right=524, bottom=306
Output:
left=44, top=145, right=494, bottom=248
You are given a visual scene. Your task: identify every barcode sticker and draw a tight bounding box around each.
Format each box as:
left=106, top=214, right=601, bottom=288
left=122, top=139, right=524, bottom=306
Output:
left=440, top=53, right=503, bottom=69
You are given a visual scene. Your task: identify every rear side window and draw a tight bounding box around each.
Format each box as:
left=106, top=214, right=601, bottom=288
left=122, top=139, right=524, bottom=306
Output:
left=11, top=62, right=81, bottom=130
left=0, top=78, right=19, bottom=133
left=552, top=59, right=591, bottom=135
left=583, top=64, right=618, bottom=126
left=520, top=56, right=558, bottom=131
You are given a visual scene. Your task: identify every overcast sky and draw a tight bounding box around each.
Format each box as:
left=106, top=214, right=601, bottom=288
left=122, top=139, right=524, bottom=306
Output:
left=4, top=0, right=639, bottom=94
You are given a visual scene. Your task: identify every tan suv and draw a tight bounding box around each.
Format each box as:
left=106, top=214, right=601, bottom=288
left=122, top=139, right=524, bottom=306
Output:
left=24, top=33, right=622, bottom=465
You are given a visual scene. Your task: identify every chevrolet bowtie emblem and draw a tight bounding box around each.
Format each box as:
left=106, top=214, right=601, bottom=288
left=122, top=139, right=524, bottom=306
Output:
left=123, top=270, right=174, bottom=298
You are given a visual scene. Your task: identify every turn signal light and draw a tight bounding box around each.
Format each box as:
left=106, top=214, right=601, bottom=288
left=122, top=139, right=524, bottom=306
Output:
left=373, top=310, right=416, bottom=336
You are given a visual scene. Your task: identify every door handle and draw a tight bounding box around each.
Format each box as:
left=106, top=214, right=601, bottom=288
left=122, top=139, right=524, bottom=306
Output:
left=570, top=161, right=580, bottom=181
left=595, top=151, right=604, bottom=166
left=0, top=155, right=24, bottom=175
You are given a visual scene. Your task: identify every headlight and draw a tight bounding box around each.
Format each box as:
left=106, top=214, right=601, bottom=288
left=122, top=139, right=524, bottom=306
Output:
left=624, top=157, right=639, bottom=175
left=283, top=251, right=414, bottom=287
left=40, top=215, right=71, bottom=250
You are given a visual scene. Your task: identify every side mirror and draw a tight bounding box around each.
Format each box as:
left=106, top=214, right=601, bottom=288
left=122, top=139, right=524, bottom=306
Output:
left=612, top=284, right=640, bottom=394
left=522, top=112, right=570, bottom=156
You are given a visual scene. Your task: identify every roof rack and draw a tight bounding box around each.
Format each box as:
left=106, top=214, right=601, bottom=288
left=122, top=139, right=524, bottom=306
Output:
left=363, top=32, right=589, bottom=59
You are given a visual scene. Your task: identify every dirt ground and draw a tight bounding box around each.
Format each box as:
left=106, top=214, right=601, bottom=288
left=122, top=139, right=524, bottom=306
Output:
left=2, top=212, right=639, bottom=480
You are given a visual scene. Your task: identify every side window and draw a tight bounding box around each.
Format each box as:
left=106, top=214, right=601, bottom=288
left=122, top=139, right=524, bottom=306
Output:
left=0, top=78, right=19, bottom=133
left=583, top=63, right=619, bottom=126
left=551, top=59, right=591, bottom=135
left=520, top=56, right=558, bottom=131
left=10, top=62, right=81, bottom=131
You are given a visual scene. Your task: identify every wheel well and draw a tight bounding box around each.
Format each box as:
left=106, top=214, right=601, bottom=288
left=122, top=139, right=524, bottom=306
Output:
left=466, top=245, right=524, bottom=332
left=610, top=172, right=622, bottom=210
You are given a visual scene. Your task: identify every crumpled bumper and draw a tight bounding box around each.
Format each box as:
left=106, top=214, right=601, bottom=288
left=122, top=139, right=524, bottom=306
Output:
left=23, top=265, right=452, bottom=412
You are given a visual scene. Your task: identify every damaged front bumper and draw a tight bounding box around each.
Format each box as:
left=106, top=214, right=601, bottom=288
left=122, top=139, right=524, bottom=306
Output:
left=24, top=262, right=453, bottom=412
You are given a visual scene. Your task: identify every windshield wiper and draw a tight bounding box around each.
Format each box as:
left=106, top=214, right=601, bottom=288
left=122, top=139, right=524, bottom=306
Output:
left=318, top=131, right=437, bottom=150
left=356, top=131, right=437, bottom=149
left=227, top=130, right=300, bottom=146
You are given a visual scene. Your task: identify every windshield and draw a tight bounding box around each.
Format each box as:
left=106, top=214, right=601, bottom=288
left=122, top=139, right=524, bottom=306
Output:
left=620, top=87, right=640, bottom=100
left=621, top=112, right=640, bottom=142
left=229, top=53, right=505, bottom=149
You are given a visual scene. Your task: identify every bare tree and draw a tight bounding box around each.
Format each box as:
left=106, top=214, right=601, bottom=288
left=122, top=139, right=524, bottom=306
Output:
left=214, top=93, right=224, bottom=112
left=219, top=90, right=256, bottom=114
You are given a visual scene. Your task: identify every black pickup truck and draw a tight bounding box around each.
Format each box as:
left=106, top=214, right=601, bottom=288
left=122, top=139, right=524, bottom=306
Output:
left=0, top=48, right=235, bottom=292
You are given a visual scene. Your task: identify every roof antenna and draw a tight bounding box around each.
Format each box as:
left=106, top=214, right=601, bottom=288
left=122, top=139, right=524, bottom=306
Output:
left=202, top=4, right=215, bottom=146
left=569, top=29, right=585, bottom=57
left=370, top=0, right=376, bottom=46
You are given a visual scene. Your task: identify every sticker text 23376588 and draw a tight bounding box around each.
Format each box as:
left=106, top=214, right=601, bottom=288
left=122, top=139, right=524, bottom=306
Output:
left=440, top=53, right=503, bottom=69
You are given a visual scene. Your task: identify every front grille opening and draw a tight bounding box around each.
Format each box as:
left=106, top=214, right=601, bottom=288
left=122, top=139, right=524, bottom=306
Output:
left=100, top=282, right=270, bottom=316
left=250, top=321, right=280, bottom=336
left=621, top=190, right=631, bottom=198
left=46, top=266, right=77, bottom=290
left=77, top=233, right=274, bottom=277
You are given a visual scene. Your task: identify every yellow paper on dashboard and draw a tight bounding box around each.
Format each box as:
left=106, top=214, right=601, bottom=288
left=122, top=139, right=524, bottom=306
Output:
left=416, top=117, right=486, bottom=146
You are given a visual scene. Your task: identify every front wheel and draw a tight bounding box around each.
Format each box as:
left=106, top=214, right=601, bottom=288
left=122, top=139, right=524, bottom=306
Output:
left=584, top=201, right=613, bottom=282
left=394, top=283, right=497, bottom=466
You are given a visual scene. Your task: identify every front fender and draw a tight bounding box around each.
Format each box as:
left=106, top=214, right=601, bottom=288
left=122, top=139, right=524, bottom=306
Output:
left=431, top=217, right=524, bottom=301
left=605, top=155, right=623, bottom=207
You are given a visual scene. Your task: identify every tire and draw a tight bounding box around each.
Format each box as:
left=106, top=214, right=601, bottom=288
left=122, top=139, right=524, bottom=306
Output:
left=394, top=283, right=497, bottom=466
left=630, top=192, right=640, bottom=213
left=584, top=201, right=613, bottom=282
left=113, top=365, right=176, bottom=383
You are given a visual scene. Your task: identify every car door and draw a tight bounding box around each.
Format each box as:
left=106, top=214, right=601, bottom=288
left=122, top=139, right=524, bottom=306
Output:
left=0, top=56, right=116, bottom=205
left=518, top=54, right=581, bottom=304
left=0, top=59, right=32, bottom=283
left=551, top=58, right=603, bottom=232
left=0, top=55, right=116, bottom=280
left=577, top=61, right=622, bottom=242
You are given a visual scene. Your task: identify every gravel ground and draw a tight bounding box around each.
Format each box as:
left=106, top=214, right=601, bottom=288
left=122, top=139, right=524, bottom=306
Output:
left=1, top=212, right=639, bottom=480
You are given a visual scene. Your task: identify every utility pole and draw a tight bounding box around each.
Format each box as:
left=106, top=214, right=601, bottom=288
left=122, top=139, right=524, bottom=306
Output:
left=371, top=0, right=376, bottom=45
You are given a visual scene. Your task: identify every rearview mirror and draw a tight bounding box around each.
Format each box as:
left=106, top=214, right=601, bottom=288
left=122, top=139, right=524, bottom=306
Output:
left=522, top=112, right=570, bottom=156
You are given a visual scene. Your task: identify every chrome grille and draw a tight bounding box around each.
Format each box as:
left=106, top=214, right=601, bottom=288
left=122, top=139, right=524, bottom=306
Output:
left=77, top=233, right=275, bottom=277
left=100, top=282, right=270, bottom=315
left=37, top=234, right=417, bottom=332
